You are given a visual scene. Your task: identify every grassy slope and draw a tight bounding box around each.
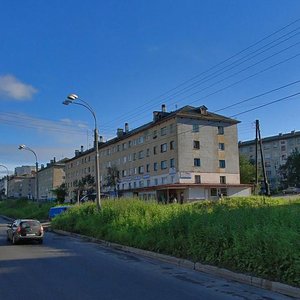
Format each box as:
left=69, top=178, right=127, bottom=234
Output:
left=1, top=197, right=299, bottom=286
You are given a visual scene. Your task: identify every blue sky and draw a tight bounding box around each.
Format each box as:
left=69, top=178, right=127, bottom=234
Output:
left=1, top=0, right=300, bottom=175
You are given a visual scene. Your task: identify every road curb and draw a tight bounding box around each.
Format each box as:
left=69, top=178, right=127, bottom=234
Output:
left=52, top=228, right=300, bottom=299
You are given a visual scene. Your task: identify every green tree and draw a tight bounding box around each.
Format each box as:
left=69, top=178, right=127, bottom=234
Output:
left=239, top=154, right=256, bottom=184
left=279, top=149, right=300, bottom=187
left=52, top=183, right=68, bottom=204
left=73, top=175, right=95, bottom=204
left=104, top=165, right=119, bottom=196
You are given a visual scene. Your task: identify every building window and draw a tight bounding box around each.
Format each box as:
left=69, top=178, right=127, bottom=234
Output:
left=161, top=160, right=167, bottom=169
left=128, top=141, right=132, bottom=148
left=133, top=182, right=137, bottom=188
left=218, top=126, right=224, bottom=135
left=147, top=179, right=151, bottom=187
left=153, top=146, right=157, bottom=155
left=139, top=181, right=144, bottom=187
left=281, top=145, right=286, bottom=151
left=146, top=148, right=150, bottom=157
left=153, top=130, right=157, bottom=139
left=170, top=140, right=175, bottom=150
left=220, top=176, right=226, bottom=184
left=161, top=177, right=167, bottom=184
left=170, top=123, right=175, bottom=133
left=170, top=158, right=175, bottom=168
left=193, top=140, right=200, bottom=149
left=219, top=160, right=226, bottom=168
left=133, top=153, right=136, bottom=161
left=138, top=166, right=144, bottom=174
left=195, top=175, right=201, bottom=183
left=192, top=124, right=199, bottom=132
left=161, top=143, right=167, bottom=153
left=122, top=170, right=127, bottom=177
left=194, top=158, right=201, bottom=167
left=154, top=162, right=158, bottom=171
left=134, top=167, right=137, bottom=174
left=154, top=178, right=158, bottom=185
left=211, top=188, right=217, bottom=196
left=218, top=143, right=225, bottom=150
left=161, top=127, right=167, bottom=136
left=220, top=188, right=227, bottom=196
left=138, top=150, right=144, bottom=159
left=117, top=145, right=120, bottom=151
left=146, top=164, right=150, bottom=173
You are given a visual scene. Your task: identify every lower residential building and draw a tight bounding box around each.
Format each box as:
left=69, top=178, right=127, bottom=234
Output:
left=38, top=158, right=67, bottom=201
left=65, top=104, right=252, bottom=202
left=239, top=130, right=300, bottom=190
left=7, top=175, right=36, bottom=199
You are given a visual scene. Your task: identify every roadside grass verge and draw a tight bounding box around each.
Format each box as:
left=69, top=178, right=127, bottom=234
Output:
left=1, top=197, right=298, bottom=286
left=0, top=199, right=54, bottom=220
left=51, top=196, right=300, bottom=287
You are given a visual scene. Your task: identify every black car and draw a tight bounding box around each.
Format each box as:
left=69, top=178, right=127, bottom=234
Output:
left=7, top=219, right=44, bottom=244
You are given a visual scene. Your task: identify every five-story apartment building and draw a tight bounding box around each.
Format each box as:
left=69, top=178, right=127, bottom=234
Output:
left=65, top=105, right=251, bottom=202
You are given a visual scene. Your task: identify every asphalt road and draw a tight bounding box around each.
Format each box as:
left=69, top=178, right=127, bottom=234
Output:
left=0, top=217, right=294, bottom=300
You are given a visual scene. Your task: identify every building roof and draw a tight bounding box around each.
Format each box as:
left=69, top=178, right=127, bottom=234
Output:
left=66, top=104, right=239, bottom=162
left=239, top=130, right=300, bottom=146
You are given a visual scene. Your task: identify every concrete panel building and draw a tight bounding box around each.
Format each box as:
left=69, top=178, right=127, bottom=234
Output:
left=65, top=105, right=251, bottom=202
left=239, top=130, right=300, bottom=190
left=7, top=175, right=35, bottom=199
left=38, top=158, right=67, bottom=201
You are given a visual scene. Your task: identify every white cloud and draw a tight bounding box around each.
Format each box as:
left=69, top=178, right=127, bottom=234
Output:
left=0, top=74, right=37, bottom=101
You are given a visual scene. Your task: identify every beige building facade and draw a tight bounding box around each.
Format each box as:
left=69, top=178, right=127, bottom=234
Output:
left=65, top=105, right=251, bottom=202
left=38, top=159, right=66, bottom=201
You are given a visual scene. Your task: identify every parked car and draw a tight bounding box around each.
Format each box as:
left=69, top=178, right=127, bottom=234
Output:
left=79, top=193, right=109, bottom=203
left=283, top=187, right=300, bottom=194
left=80, top=193, right=96, bottom=203
left=48, top=205, right=71, bottom=220
left=7, top=219, right=44, bottom=245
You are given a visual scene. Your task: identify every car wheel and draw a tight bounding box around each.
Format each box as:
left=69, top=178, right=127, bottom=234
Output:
left=12, top=235, right=17, bottom=245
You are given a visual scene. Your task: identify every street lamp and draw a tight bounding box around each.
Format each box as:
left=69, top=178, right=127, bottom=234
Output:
left=63, top=94, right=101, bottom=210
left=0, top=164, right=9, bottom=200
left=18, top=145, right=39, bottom=201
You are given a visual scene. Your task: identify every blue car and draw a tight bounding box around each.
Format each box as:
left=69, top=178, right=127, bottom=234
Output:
left=48, top=206, right=71, bottom=220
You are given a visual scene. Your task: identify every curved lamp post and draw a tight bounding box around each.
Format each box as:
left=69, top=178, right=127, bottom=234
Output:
left=18, top=145, right=39, bottom=201
left=63, top=94, right=101, bottom=210
left=0, top=164, right=9, bottom=200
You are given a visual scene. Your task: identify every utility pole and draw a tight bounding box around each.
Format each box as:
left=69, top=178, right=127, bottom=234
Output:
left=256, top=120, right=271, bottom=196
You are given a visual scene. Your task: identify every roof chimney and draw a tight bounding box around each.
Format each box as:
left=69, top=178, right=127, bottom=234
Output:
left=117, top=128, right=124, bottom=138
left=162, top=104, right=166, bottom=112
left=81, top=145, right=84, bottom=153
left=199, top=105, right=208, bottom=115
left=99, top=136, right=104, bottom=143
left=125, top=123, right=129, bottom=133
left=75, top=150, right=80, bottom=156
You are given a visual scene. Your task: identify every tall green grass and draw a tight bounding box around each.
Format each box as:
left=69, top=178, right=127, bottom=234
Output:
left=0, top=199, right=54, bottom=220
left=51, top=196, right=300, bottom=287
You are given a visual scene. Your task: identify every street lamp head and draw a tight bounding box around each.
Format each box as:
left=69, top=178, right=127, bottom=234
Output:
left=62, top=99, right=72, bottom=105
left=18, top=144, right=26, bottom=150
left=67, top=93, right=79, bottom=101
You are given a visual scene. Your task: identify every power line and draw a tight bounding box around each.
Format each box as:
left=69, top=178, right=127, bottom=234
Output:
left=98, top=91, right=300, bottom=159
left=118, top=52, right=300, bottom=128
left=103, top=40, right=300, bottom=130
left=101, top=18, right=300, bottom=127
